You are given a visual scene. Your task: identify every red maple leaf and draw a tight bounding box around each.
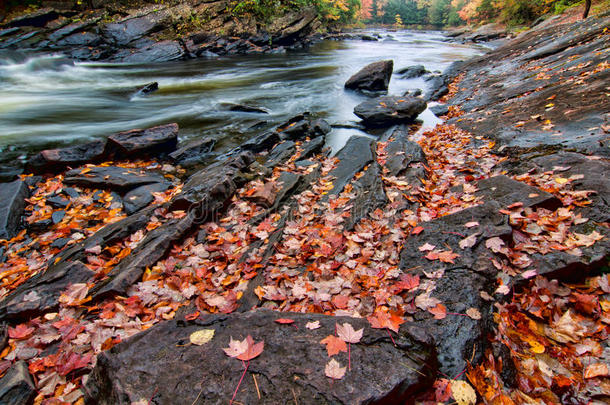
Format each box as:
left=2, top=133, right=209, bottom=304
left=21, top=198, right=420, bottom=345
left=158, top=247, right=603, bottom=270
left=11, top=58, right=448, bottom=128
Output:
left=320, top=335, right=348, bottom=356
left=367, top=310, right=405, bottom=333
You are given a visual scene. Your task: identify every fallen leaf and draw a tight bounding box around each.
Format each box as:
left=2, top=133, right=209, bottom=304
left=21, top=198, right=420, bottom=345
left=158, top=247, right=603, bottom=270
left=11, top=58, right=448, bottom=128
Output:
left=485, top=237, right=505, bottom=253
left=464, top=221, right=479, bottom=228
left=367, top=311, right=404, bottom=333
left=306, top=321, right=321, bottom=330
left=320, top=335, right=347, bottom=356
left=584, top=363, right=609, bottom=379
left=336, top=323, right=363, bottom=344
left=415, top=293, right=441, bottom=311
left=466, top=308, right=482, bottom=320
left=412, top=226, right=424, bottom=235
left=8, top=324, right=35, bottom=340
left=418, top=242, right=436, bottom=252
left=450, top=380, right=477, bottom=405
left=190, top=329, right=215, bottom=346
left=437, top=250, right=460, bottom=263
left=428, top=303, right=447, bottom=319
left=223, top=336, right=249, bottom=358
left=325, top=358, right=346, bottom=380
left=459, top=234, right=478, bottom=249
left=275, top=318, right=295, bottom=324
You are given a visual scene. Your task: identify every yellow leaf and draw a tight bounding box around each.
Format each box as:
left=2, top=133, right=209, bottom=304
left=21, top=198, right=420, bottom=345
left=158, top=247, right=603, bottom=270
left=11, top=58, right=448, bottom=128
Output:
left=528, top=339, right=545, bottom=354
left=190, top=329, right=215, bottom=346
left=555, top=177, right=569, bottom=184
left=450, top=380, right=477, bottom=405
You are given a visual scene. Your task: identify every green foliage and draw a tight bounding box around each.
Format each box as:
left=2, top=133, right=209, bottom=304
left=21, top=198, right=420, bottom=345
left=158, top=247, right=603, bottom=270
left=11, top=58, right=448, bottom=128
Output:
left=229, top=0, right=360, bottom=24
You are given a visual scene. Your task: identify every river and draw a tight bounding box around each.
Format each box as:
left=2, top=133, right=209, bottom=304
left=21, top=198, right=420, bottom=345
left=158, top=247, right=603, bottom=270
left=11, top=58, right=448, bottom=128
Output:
left=0, top=29, right=487, bottom=179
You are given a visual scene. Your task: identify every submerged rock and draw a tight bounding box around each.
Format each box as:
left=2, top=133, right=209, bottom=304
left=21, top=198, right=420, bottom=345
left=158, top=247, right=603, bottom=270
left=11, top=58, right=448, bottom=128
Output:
left=345, top=60, right=393, bottom=92
left=354, top=96, right=426, bottom=127
left=85, top=311, right=436, bottom=404
left=397, top=64, right=429, bottom=79
left=0, top=180, right=29, bottom=240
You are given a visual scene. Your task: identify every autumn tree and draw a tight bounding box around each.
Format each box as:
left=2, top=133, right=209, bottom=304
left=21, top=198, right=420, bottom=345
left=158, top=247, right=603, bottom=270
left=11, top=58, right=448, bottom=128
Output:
left=583, top=0, right=591, bottom=18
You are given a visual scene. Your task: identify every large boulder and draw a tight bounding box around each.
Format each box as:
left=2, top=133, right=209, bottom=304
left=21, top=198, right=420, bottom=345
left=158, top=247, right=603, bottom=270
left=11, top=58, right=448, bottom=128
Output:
left=354, top=96, right=426, bottom=127
left=85, top=311, right=436, bottom=404
left=0, top=180, right=29, bottom=240
left=26, top=139, right=106, bottom=174
left=105, top=123, right=179, bottom=158
left=345, top=60, right=393, bottom=92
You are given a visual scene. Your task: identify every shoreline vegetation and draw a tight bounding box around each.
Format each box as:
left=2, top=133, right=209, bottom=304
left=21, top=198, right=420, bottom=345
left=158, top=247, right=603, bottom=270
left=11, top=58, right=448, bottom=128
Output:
left=0, top=1, right=609, bottom=405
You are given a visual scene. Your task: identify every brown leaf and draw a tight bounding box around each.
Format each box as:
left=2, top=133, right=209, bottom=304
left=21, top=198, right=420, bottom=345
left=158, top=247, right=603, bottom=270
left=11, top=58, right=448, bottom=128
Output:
left=325, top=358, right=346, bottom=380
left=336, top=323, right=363, bottom=344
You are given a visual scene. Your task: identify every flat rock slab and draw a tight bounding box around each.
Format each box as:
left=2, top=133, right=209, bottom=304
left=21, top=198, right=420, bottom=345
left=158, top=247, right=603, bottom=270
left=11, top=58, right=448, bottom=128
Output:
left=26, top=139, right=106, bottom=174
left=123, top=182, right=172, bottom=215
left=475, top=175, right=560, bottom=210
left=102, top=9, right=171, bottom=46
left=0, top=261, right=94, bottom=321
left=169, top=137, right=216, bottom=166
left=85, top=311, right=436, bottom=405
left=326, top=136, right=374, bottom=198
left=105, top=123, right=179, bottom=158
left=0, top=361, right=36, bottom=405
left=354, top=96, right=426, bottom=127
left=118, top=40, right=185, bottom=63
left=345, top=60, right=393, bottom=92
left=0, top=180, right=29, bottom=240
left=64, top=166, right=166, bottom=192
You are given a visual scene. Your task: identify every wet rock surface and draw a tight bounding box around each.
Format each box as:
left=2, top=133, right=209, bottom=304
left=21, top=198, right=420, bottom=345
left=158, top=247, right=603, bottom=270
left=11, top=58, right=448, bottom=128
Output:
left=354, top=96, right=427, bottom=127
left=105, top=123, right=178, bottom=158
left=0, top=180, right=29, bottom=240
left=123, top=182, right=172, bottom=215
left=345, top=60, right=394, bottom=92
left=397, top=64, right=429, bottom=78
left=85, top=311, right=436, bottom=405
left=63, top=166, right=166, bottom=192
left=26, top=140, right=107, bottom=174
left=169, top=137, right=216, bottom=166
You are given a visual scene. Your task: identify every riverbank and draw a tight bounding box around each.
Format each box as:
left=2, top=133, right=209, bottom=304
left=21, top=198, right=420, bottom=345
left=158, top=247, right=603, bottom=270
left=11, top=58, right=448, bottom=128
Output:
left=0, top=9, right=608, bottom=405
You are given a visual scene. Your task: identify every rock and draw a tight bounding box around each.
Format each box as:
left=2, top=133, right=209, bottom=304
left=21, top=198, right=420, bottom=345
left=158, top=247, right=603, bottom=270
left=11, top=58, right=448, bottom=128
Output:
left=118, top=40, right=185, bottom=63
left=269, top=7, right=318, bottom=45
left=5, top=8, right=59, bottom=28
left=326, top=136, right=374, bottom=197
left=0, top=260, right=94, bottom=320
left=474, top=175, right=560, bottom=210
left=85, top=311, right=436, bottom=404
left=462, top=23, right=508, bottom=42
left=0, top=323, right=7, bottom=352
left=90, top=215, right=194, bottom=300
left=344, top=162, right=388, bottom=230
left=265, top=141, right=296, bottom=168
left=430, top=104, right=449, bottom=117
left=241, top=131, right=281, bottom=154
left=345, top=60, right=393, bottom=92
left=63, top=166, right=166, bottom=192
left=397, top=65, right=429, bottom=79
left=384, top=134, right=427, bottom=180
left=105, top=123, right=178, bottom=159
left=102, top=9, right=171, bottom=46
left=123, top=183, right=172, bottom=215
left=244, top=181, right=276, bottom=207
left=0, top=361, right=36, bottom=405
left=51, top=210, right=65, bottom=224
left=0, top=28, right=20, bottom=38
left=221, top=103, right=269, bottom=114
left=46, top=196, right=70, bottom=209
left=354, top=96, right=426, bottom=127
left=26, top=139, right=106, bottom=174
left=0, top=180, right=29, bottom=240
left=275, top=114, right=331, bottom=140
left=360, top=34, right=378, bottom=41
left=134, top=82, right=158, bottom=96
left=56, top=32, right=102, bottom=47
left=169, top=137, right=216, bottom=166
left=48, top=18, right=99, bottom=42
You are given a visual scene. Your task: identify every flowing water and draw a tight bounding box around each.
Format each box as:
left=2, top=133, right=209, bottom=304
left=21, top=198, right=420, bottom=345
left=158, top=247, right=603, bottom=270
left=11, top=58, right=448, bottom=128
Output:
left=0, top=29, right=488, bottom=179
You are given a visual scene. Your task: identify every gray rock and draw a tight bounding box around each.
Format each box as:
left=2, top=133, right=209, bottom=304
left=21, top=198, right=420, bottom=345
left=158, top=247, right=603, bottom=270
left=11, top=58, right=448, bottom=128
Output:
left=102, top=9, right=171, bottom=46
left=397, top=64, right=429, bottom=79
left=64, top=166, right=166, bottom=192
left=345, top=60, right=393, bottom=92
left=123, top=183, right=172, bottom=215
left=26, top=139, right=106, bottom=174
left=0, top=180, right=29, bottom=240
left=475, top=175, right=560, bottom=210
left=344, top=162, right=387, bottom=230
left=169, top=137, right=216, bottom=166
left=85, top=311, right=436, bottom=404
left=5, top=8, right=59, bottom=28
left=134, top=82, right=158, bottom=96
left=118, top=40, right=185, bottom=63
left=326, top=136, right=374, bottom=197
left=105, top=123, right=178, bottom=159
left=0, top=361, right=36, bottom=405
left=354, top=96, right=426, bottom=127
left=221, top=103, right=269, bottom=114
left=430, top=104, right=449, bottom=117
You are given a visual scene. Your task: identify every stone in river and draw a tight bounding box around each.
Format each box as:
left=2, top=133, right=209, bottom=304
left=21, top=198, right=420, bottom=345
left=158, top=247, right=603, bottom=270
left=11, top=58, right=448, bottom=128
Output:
left=105, top=123, right=179, bottom=159
left=354, top=96, right=426, bottom=127
left=345, top=60, right=393, bottom=92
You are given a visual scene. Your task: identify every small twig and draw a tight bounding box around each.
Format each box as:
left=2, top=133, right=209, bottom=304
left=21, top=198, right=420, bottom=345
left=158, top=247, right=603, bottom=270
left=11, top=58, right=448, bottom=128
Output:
left=190, top=383, right=204, bottom=405
left=399, top=361, right=427, bottom=377
left=348, top=343, right=351, bottom=371
left=148, top=387, right=158, bottom=405
left=253, top=374, right=261, bottom=400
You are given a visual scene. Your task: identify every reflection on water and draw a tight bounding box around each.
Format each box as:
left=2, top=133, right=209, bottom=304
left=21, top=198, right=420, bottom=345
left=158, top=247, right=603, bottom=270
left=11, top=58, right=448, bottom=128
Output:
left=0, top=30, right=486, bottom=178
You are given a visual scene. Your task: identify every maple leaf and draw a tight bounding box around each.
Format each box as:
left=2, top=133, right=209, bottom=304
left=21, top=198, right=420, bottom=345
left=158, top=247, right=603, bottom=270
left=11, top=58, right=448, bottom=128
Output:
left=320, top=335, right=347, bottom=356
left=223, top=336, right=249, bottom=358
left=424, top=251, right=439, bottom=261
left=236, top=336, right=264, bottom=361
left=428, top=303, right=447, bottom=319
left=306, top=321, right=321, bottom=330
left=415, top=293, right=442, bottom=311
left=336, top=323, right=363, bottom=344
left=437, top=250, right=460, bottom=263
left=8, top=324, right=35, bottom=340
left=450, top=380, right=476, bottom=405
left=367, top=310, right=404, bottom=333
left=485, top=237, right=505, bottom=253
left=584, top=363, right=609, bottom=379
left=325, top=358, right=346, bottom=380
left=275, top=318, right=295, bottom=324
left=418, top=242, right=436, bottom=252
left=411, top=226, right=425, bottom=235
left=464, top=221, right=479, bottom=228
left=190, top=329, right=215, bottom=346
left=458, top=234, right=478, bottom=249
left=466, top=308, right=482, bottom=320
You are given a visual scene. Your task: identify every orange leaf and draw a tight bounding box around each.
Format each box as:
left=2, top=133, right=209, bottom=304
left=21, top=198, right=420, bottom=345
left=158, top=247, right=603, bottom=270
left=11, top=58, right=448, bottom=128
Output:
left=275, top=318, right=295, bottom=324
left=320, top=335, right=347, bottom=356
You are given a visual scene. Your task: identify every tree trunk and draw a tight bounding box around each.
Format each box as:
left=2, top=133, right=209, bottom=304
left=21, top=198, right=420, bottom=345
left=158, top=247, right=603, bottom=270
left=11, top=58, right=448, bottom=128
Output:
left=583, top=0, right=591, bottom=19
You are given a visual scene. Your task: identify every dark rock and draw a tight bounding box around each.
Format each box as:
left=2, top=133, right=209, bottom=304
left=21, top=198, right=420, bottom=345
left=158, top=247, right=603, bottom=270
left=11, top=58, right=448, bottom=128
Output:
left=269, top=7, right=318, bottom=46
left=0, top=260, right=94, bottom=320
left=0, top=180, right=29, bottom=240
left=23, top=176, right=42, bottom=188
left=0, top=31, right=39, bottom=48
left=403, top=88, right=423, bottom=97
left=196, top=229, right=207, bottom=244
left=169, top=137, right=216, bottom=166
left=326, top=136, right=374, bottom=197
left=384, top=134, right=427, bottom=180
left=123, top=183, right=172, bottom=215
left=0, top=323, right=6, bottom=352
left=0, top=361, right=36, bottom=405
left=221, top=103, right=269, bottom=114
left=265, top=140, right=296, bottom=168
left=27, top=219, right=52, bottom=233
left=90, top=215, right=194, bottom=299
left=57, top=31, right=102, bottom=47
left=345, top=162, right=388, bottom=230
left=118, top=40, right=185, bottom=63
left=300, top=136, right=327, bottom=159
left=430, top=104, right=449, bottom=117
left=5, top=8, right=59, bottom=28
left=26, top=139, right=106, bottom=174
left=345, top=60, right=393, bottom=92
left=102, top=9, right=171, bottom=46
left=51, top=210, right=65, bottom=224
left=85, top=311, right=436, bottom=405
left=170, top=152, right=253, bottom=215
left=354, top=96, right=427, bottom=127
left=46, top=196, right=69, bottom=209
left=63, top=166, right=166, bottom=192
left=48, top=18, right=99, bottom=42
left=275, top=114, right=331, bottom=140
left=424, top=74, right=450, bottom=101
left=360, top=34, right=378, bottom=41
left=241, top=131, right=281, bottom=154
left=397, top=65, right=429, bottom=79
left=50, top=237, right=70, bottom=250
left=105, top=123, right=178, bottom=159
left=475, top=175, right=560, bottom=210
left=0, top=27, right=20, bottom=37
left=62, top=187, right=80, bottom=199
left=134, top=82, right=158, bottom=96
